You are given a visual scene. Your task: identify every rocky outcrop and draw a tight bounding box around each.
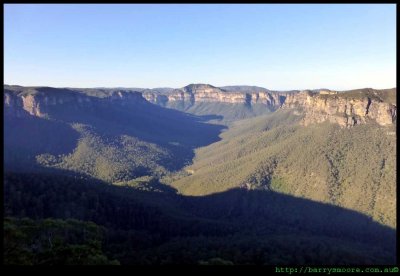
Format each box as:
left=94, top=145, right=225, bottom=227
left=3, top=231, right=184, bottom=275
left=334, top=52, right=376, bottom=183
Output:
left=4, top=85, right=396, bottom=128
left=4, top=86, right=145, bottom=118
left=142, top=84, right=287, bottom=109
left=281, top=90, right=397, bottom=127
left=141, top=92, right=169, bottom=106
left=4, top=92, right=51, bottom=118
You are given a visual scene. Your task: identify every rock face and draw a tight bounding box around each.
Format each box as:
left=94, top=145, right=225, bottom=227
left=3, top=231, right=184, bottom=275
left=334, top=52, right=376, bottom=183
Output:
left=4, top=86, right=145, bottom=118
left=142, top=84, right=286, bottom=110
left=281, top=90, right=397, bottom=127
left=4, top=85, right=396, bottom=128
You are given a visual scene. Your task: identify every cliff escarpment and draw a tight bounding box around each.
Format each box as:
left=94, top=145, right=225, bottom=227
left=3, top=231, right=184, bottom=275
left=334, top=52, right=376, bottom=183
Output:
left=4, top=85, right=396, bottom=128
left=4, top=86, right=145, bottom=118
left=142, top=84, right=287, bottom=110
left=281, top=88, right=396, bottom=128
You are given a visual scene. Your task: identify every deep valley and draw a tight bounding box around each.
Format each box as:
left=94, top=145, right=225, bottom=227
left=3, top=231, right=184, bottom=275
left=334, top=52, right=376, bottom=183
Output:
left=3, top=83, right=397, bottom=265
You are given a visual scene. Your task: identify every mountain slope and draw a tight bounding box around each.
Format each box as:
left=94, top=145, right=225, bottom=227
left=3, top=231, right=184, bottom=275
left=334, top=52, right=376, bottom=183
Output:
left=167, top=108, right=396, bottom=228
left=3, top=84, right=397, bottom=265
left=4, top=85, right=224, bottom=182
left=4, top=85, right=396, bottom=227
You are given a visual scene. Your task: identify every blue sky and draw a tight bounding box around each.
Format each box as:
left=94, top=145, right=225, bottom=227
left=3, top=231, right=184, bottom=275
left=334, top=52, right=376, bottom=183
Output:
left=4, top=4, right=396, bottom=90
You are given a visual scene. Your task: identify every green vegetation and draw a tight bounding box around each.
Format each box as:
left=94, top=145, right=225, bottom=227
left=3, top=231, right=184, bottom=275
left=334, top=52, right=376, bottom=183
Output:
left=319, top=88, right=396, bottom=104
left=4, top=217, right=119, bottom=265
left=4, top=85, right=396, bottom=264
left=183, top=102, right=273, bottom=124
left=36, top=124, right=171, bottom=182
left=4, top=172, right=396, bottom=265
left=168, top=109, right=396, bottom=228
left=5, top=86, right=224, bottom=183
left=270, top=176, right=287, bottom=192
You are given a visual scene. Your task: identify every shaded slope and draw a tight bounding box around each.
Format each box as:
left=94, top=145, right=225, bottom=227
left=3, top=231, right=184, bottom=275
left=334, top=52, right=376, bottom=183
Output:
left=4, top=86, right=225, bottom=182
left=4, top=113, right=80, bottom=171
left=4, top=172, right=396, bottom=265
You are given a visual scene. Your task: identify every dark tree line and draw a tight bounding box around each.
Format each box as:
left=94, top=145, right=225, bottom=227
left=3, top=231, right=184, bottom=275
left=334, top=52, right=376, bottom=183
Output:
left=4, top=172, right=396, bottom=265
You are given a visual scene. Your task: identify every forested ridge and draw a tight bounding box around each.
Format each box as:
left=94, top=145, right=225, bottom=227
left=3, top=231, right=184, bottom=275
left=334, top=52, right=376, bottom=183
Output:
left=168, top=109, right=396, bottom=228
left=4, top=172, right=395, bottom=265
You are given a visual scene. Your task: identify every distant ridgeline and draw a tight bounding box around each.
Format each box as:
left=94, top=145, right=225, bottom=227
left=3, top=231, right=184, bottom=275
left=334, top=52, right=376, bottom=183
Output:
left=142, top=84, right=287, bottom=122
left=142, top=84, right=397, bottom=127
left=4, top=84, right=396, bottom=127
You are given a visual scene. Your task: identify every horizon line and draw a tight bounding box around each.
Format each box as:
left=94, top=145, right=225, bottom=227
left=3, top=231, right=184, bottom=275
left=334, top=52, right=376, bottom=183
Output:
left=4, top=83, right=397, bottom=92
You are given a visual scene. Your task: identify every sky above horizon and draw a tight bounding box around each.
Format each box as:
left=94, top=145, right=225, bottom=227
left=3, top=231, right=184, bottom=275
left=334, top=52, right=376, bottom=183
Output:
left=4, top=4, right=396, bottom=90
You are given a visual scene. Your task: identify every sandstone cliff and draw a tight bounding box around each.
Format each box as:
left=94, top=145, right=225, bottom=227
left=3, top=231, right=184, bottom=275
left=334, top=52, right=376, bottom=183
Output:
left=4, top=85, right=397, bottom=128
left=142, top=84, right=286, bottom=110
left=4, top=86, right=145, bottom=118
left=281, top=89, right=397, bottom=127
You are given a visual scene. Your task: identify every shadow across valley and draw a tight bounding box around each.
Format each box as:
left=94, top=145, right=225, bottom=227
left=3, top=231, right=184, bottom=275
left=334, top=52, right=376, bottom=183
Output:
left=43, top=92, right=226, bottom=149
left=4, top=88, right=226, bottom=173
left=4, top=171, right=396, bottom=265
left=4, top=112, right=80, bottom=170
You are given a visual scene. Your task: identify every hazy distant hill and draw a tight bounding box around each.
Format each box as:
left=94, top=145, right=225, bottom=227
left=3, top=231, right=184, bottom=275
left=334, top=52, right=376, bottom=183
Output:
left=221, top=85, right=271, bottom=93
left=142, top=83, right=288, bottom=123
